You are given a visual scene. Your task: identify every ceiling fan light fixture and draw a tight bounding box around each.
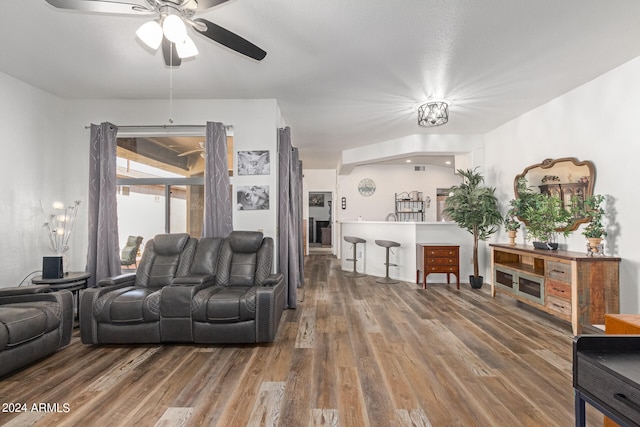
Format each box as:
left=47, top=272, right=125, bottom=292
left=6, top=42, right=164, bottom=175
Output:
left=176, top=35, right=198, bottom=59
left=136, top=20, right=163, bottom=50
left=163, top=14, right=187, bottom=43
left=418, top=101, right=449, bottom=127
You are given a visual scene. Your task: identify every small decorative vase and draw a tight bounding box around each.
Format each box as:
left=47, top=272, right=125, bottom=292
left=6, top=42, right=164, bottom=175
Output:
left=508, top=230, right=517, bottom=246
left=587, top=237, right=603, bottom=256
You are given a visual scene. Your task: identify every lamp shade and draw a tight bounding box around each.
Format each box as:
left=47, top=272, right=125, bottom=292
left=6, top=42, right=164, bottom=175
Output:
left=176, top=35, right=198, bottom=58
left=418, top=101, right=449, bottom=127
left=136, top=20, right=163, bottom=50
left=163, top=14, right=187, bottom=43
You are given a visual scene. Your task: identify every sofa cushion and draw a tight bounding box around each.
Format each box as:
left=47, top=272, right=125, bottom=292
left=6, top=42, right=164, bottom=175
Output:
left=94, top=287, right=161, bottom=323
left=192, top=286, right=256, bottom=323
left=0, top=304, right=57, bottom=349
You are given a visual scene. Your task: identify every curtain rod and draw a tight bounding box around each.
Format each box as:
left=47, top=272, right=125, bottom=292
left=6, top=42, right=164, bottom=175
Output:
left=84, top=124, right=232, bottom=130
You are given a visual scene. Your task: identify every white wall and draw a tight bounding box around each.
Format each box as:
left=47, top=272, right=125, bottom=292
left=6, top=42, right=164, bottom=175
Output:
left=0, top=72, right=72, bottom=285
left=485, top=55, right=640, bottom=313
left=336, top=164, right=461, bottom=222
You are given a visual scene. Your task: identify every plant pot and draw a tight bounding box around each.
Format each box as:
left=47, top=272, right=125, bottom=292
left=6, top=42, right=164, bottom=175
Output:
left=508, top=230, right=517, bottom=246
left=533, top=241, right=558, bottom=250
left=469, top=275, right=484, bottom=289
left=587, top=237, right=603, bottom=256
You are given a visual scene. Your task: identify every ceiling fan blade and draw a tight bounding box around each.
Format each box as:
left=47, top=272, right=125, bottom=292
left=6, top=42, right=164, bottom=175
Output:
left=192, top=18, right=266, bottom=61
left=162, top=38, right=182, bottom=67
left=178, top=149, right=205, bottom=157
left=45, top=0, right=154, bottom=14
left=196, top=0, right=230, bottom=13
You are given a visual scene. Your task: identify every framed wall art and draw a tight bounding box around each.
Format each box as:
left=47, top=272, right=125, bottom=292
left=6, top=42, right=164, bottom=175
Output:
left=237, top=150, right=270, bottom=175
left=237, top=185, right=270, bottom=210
left=309, top=193, right=325, bottom=207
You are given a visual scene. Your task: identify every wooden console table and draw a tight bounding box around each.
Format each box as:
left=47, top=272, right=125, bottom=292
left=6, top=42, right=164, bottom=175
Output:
left=416, top=244, right=459, bottom=289
left=490, top=244, right=620, bottom=335
left=574, top=335, right=640, bottom=427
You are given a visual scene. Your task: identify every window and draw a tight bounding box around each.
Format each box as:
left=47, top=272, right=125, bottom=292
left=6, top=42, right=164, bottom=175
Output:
left=115, top=135, right=233, bottom=252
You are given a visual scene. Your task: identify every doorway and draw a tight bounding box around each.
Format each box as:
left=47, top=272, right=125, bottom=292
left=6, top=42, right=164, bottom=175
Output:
left=308, top=191, right=332, bottom=253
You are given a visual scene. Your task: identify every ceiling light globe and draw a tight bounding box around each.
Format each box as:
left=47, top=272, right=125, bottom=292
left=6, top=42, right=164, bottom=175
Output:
left=163, top=14, right=187, bottom=43
left=136, top=20, right=163, bottom=50
left=176, top=35, right=198, bottom=59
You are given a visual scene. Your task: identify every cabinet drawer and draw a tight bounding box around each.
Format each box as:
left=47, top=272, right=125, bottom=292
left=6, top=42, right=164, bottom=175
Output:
left=577, top=356, right=640, bottom=423
left=546, top=295, right=571, bottom=316
left=547, top=260, right=572, bottom=283
left=426, top=257, right=457, bottom=266
left=517, top=274, right=544, bottom=304
left=495, top=268, right=515, bottom=290
left=546, top=279, right=571, bottom=301
left=426, top=249, right=458, bottom=257
left=427, top=265, right=458, bottom=273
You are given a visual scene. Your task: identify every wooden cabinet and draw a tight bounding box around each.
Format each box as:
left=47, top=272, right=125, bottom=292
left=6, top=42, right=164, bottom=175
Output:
left=395, top=194, right=425, bottom=222
left=416, top=244, right=459, bottom=289
left=490, top=244, right=620, bottom=335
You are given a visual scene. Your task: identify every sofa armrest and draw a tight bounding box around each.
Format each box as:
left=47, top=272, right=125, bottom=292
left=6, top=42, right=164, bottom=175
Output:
left=255, top=274, right=286, bottom=342
left=80, top=280, right=136, bottom=344
left=97, top=273, right=136, bottom=287
left=0, top=285, right=50, bottom=298
left=262, top=273, right=284, bottom=287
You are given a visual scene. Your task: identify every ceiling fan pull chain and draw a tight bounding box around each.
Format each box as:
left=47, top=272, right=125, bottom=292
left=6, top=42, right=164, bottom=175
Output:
left=168, top=52, right=174, bottom=124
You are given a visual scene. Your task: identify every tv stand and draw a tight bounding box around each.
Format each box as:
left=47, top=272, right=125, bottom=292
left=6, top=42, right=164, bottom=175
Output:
left=490, top=244, right=620, bottom=335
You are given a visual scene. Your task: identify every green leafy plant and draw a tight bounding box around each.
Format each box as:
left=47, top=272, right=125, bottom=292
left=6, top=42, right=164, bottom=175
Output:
left=503, top=203, right=521, bottom=232
left=515, top=177, right=572, bottom=243
left=443, top=168, right=502, bottom=281
left=578, top=194, right=607, bottom=239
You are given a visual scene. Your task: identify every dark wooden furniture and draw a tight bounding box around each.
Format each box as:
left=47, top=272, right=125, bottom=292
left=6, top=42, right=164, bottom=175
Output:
left=604, top=314, right=640, bottom=427
left=490, top=244, right=620, bottom=335
left=416, top=244, right=460, bottom=289
left=574, top=335, right=640, bottom=427
left=32, top=271, right=90, bottom=322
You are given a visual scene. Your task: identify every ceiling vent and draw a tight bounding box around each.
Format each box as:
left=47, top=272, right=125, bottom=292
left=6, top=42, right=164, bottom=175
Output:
left=414, top=165, right=426, bottom=172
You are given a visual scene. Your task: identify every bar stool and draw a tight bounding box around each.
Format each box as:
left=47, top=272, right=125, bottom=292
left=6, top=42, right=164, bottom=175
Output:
left=344, top=236, right=367, bottom=277
left=375, top=240, right=401, bottom=284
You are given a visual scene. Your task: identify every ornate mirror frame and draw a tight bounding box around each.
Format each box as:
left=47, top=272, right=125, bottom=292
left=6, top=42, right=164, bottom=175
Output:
left=514, top=157, right=596, bottom=231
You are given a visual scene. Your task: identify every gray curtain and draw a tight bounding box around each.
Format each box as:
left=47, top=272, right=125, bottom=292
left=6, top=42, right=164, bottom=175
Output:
left=86, top=122, right=121, bottom=287
left=278, top=127, right=304, bottom=308
left=203, top=121, right=233, bottom=238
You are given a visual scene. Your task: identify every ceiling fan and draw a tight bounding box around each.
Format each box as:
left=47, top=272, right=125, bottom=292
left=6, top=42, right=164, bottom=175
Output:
left=44, top=0, right=267, bottom=66
left=177, top=141, right=205, bottom=157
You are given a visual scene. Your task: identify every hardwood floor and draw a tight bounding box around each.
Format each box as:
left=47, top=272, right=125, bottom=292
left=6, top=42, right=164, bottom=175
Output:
left=0, top=254, right=603, bottom=426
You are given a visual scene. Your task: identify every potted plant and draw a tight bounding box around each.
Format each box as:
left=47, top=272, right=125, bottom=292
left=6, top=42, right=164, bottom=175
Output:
left=443, top=168, right=502, bottom=289
left=503, top=204, right=520, bottom=246
left=515, top=178, right=572, bottom=249
left=578, top=194, right=607, bottom=254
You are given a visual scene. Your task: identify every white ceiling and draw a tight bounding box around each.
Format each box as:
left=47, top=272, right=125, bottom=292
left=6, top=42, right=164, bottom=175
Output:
left=2, top=1, right=640, bottom=168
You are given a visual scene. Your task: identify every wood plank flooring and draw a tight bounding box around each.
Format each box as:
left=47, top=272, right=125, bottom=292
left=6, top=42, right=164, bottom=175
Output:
left=0, top=254, right=603, bottom=426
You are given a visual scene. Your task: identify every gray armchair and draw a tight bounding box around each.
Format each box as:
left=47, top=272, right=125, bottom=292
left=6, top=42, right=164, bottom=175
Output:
left=120, top=235, right=143, bottom=269
left=80, top=233, right=197, bottom=344
left=0, top=285, right=73, bottom=377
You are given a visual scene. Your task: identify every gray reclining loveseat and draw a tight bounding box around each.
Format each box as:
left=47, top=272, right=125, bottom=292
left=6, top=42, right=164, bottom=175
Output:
left=0, top=286, right=73, bottom=377
left=80, top=231, right=285, bottom=345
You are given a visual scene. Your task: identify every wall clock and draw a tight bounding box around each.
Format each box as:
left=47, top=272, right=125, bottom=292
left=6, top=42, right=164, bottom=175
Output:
left=357, top=178, right=376, bottom=197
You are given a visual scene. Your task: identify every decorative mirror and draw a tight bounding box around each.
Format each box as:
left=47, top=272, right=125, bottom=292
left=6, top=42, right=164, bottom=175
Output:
left=514, top=157, right=596, bottom=231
